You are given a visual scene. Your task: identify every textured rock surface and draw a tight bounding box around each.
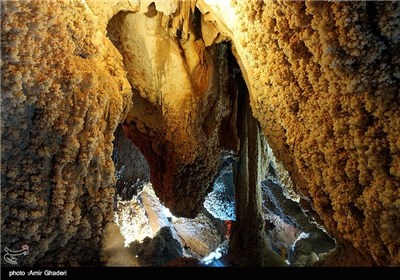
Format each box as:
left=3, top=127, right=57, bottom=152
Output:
left=114, top=182, right=224, bottom=261
left=128, top=226, right=183, bottom=266
left=114, top=190, right=152, bottom=246
left=112, top=124, right=150, bottom=200
left=140, top=184, right=175, bottom=236
left=114, top=183, right=185, bottom=248
left=262, top=158, right=336, bottom=263
left=173, top=213, right=222, bottom=258
left=2, top=0, right=400, bottom=267
left=108, top=6, right=240, bottom=216
left=229, top=88, right=286, bottom=267
left=231, top=1, right=400, bottom=266
left=1, top=0, right=133, bottom=265
left=265, top=143, right=299, bottom=202
left=0, top=0, right=238, bottom=265
left=287, top=231, right=335, bottom=267
left=204, top=152, right=236, bottom=221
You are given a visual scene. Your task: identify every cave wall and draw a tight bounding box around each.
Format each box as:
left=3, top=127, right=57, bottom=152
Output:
left=112, top=124, right=150, bottom=200
left=1, top=0, right=399, bottom=266
left=225, top=1, right=399, bottom=266
left=1, top=0, right=239, bottom=265
left=1, top=0, right=135, bottom=265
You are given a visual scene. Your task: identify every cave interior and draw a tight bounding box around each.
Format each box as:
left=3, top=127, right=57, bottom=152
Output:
left=1, top=0, right=399, bottom=268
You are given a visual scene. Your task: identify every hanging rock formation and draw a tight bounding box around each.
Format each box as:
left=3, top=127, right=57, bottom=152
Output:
left=1, top=0, right=399, bottom=266
left=109, top=8, right=240, bottom=216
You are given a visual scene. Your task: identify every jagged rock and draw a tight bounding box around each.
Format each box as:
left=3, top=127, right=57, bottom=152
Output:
left=262, top=171, right=336, bottom=264
left=115, top=183, right=183, bottom=246
left=288, top=233, right=315, bottom=267
left=204, top=180, right=236, bottom=221
left=173, top=214, right=222, bottom=258
left=204, top=152, right=236, bottom=221
left=129, top=226, right=183, bottom=267
left=2, top=0, right=399, bottom=266
left=140, top=185, right=173, bottom=234
left=112, top=125, right=150, bottom=200
left=114, top=192, right=152, bottom=246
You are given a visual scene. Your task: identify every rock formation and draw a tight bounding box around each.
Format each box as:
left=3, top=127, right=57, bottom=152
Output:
left=112, top=124, right=150, bottom=200
left=229, top=1, right=400, bottom=266
left=229, top=84, right=285, bottom=266
left=108, top=10, right=240, bottom=217
left=1, top=0, right=133, bottom=265
left=173, top=213, right=222, bottom=259
left=129, top=226, right=183, bottom=267
left=204, top=152, right=237, bottom=221
left=1, top=0, right=399, bottom=266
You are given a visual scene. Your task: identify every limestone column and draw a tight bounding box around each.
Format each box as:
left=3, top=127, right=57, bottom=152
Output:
left=230, top=86, right=285, bottom=266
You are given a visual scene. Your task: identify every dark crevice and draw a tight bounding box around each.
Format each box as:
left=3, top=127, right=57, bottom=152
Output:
left=192, top=7, right=203, bottom=40
left=145, top=2, right=157, bottom=18
left=366, top=2, right=388, bottom=47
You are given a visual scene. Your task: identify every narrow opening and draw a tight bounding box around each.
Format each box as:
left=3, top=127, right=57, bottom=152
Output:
left=260, top=136, right=336, bottom=266
left=111, top=124, right=230, bottom=266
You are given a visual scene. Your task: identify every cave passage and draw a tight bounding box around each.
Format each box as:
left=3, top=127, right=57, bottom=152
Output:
left=103, top=5, right=338, bottom=267
left=260, top=143, right=337, bottom=266
left=2, top=0, right=400, bottom=268
left=111, top=123, right=232, bottom=265
left=108, top=39, right=336, bottom=266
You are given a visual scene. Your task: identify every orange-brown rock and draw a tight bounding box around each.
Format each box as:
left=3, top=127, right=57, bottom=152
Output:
left=230, top=1, right=400, bottom=266
left=107, top=8, right=239, bottom=217
left=1, top=0, right=399, bottom=267
left=1, top=0, right=239, bottom=264
left=1, top=0, right=133, bottom=265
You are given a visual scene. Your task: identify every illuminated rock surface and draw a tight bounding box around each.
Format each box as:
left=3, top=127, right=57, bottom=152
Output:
left=1, top=0, right=132, bottom=265
left=1, top=0, right=399, bottom=266
left=229, top=1, right=400, bottom=266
